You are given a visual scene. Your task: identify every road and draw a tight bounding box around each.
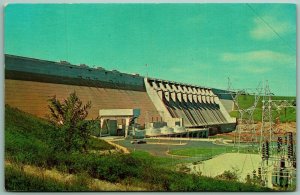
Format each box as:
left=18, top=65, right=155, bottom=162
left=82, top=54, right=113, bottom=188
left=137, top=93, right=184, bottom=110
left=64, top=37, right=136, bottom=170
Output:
left=112, top=138, right=227, bottom=157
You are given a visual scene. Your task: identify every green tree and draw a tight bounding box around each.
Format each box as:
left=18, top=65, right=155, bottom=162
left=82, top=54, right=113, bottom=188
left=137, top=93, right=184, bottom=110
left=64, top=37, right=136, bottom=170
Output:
left=48, top=92, right=92, bottom=153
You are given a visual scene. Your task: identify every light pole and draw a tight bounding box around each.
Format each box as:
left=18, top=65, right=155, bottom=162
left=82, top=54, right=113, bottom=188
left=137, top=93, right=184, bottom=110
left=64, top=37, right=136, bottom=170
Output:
left=145, top=64, right=149, bottom=77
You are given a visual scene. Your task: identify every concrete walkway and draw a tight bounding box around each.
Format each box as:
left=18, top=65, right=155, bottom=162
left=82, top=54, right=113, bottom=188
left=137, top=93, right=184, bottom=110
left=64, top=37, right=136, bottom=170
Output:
left=187, top=153, right=262, bottom=182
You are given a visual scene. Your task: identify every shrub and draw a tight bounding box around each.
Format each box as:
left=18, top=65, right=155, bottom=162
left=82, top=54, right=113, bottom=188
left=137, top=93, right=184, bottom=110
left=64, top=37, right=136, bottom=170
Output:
left=215, top=167, right=240, bottom=181
left=216, top=170, right=238, bottom=181
left=90, top=154, right=142, bottom=182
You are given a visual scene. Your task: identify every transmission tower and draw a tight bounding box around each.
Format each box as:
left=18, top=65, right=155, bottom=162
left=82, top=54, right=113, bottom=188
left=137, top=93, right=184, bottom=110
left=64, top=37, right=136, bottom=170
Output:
left=259, top=80, right=296, bottom=188
left=227, top=78, right=262, bottom=151
left=260, top=80, right=274, bottom=149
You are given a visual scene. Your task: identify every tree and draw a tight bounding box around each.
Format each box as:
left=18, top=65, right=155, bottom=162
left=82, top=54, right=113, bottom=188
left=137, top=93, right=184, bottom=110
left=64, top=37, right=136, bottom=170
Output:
left=48, top=91, right=92, bottom=153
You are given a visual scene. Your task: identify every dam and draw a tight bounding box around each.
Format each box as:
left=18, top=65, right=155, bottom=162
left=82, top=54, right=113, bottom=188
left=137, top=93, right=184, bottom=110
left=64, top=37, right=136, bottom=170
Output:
left=5, top=54, right=236, bottom=136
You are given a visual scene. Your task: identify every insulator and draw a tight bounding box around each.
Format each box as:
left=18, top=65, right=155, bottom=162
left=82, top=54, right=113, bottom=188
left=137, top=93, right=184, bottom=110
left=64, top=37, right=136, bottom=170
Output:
left=289, top=143, right=293, bottom=154
left=289, top=135, right=293, bottom=145
left=277, top=137, right=282, bottom=153
left=265, top=141, right=269, bottom=159
left=286, top=132, right=293, bottom=145
left=246, top=174, right=251, bottom=181
left=280, top=158, right=285, bottom=169
left=262, top=143, right=266, bottom=159
left=292, top=156, right=296, bottom=168
left=258, top=167, right=262, bottom=176
left=288, top=145, right=293, bottom=159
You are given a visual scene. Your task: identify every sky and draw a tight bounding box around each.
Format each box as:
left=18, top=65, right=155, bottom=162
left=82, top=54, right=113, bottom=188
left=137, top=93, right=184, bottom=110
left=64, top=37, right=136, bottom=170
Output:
left=4, top=3, right=296, bottom=96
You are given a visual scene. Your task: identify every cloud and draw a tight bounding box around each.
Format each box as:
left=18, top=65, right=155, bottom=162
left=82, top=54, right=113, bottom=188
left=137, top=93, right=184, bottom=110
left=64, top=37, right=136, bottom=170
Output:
left=242, top=66, right=271, bottom=74
left=220, top=50, right=295, bottom=74
left=221, top=50, right=294, bottom=65
left=250, top=16, right=294, bottom=40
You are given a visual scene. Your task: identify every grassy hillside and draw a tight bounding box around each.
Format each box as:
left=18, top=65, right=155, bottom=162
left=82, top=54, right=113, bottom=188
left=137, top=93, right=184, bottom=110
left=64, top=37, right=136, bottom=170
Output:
left=5, top=105, right=114, bottom=166
left=5, top=105, right=272, bottom=192
left=229, top=95, right=296, bottom=122
left=5, top=165, right=91, bottom=192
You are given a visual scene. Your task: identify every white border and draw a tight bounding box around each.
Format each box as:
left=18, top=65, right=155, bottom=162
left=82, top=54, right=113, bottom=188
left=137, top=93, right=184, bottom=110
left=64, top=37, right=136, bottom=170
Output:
left=0, top=1, right=298, bottom=195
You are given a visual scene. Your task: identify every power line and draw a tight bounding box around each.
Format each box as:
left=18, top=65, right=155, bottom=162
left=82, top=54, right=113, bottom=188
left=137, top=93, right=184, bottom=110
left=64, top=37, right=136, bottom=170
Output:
left=246, top=3, right=296, bottom=53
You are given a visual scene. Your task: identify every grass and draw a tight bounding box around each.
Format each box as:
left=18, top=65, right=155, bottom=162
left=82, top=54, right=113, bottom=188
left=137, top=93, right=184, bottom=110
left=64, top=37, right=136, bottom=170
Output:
left=130, top=150, right=183, bottom=168
left=5, top=105, right=273, bottom=192
left=5, top=105, right=114, bottom=165
left=229, top=95, right=296, bottom=122
left=5, top=165, right=90, bottom=191
left=89, top=137, right=115, bottom=151
left=5, top=106, right=53, bottom=166
left=170, top=145, right=259, bottom=159
left=171, top=147, right=234, bottom=158
left=5, top=161, right=146, bottom=191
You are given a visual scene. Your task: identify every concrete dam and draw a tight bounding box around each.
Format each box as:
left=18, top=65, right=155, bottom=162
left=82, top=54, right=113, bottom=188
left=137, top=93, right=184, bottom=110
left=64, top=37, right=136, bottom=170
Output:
left=5, top=54, right=236, bottom=136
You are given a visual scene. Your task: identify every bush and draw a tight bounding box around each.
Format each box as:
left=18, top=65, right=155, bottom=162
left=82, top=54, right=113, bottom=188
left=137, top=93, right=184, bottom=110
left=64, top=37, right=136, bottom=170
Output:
left=215, top=168, right=240, bottom=181
left=88, top=154, right=141, bottom=182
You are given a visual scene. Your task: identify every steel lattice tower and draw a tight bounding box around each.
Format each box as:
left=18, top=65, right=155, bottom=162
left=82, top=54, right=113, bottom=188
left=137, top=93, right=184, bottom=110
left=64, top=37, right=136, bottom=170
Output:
left=260, top=80, right=273, bottom=150
left=227, top=78, right=262, bottom=151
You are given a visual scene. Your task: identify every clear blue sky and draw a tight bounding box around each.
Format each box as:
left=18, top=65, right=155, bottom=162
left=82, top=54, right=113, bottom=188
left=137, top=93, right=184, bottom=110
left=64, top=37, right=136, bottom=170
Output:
left=5, top=4, right=296, bottom=96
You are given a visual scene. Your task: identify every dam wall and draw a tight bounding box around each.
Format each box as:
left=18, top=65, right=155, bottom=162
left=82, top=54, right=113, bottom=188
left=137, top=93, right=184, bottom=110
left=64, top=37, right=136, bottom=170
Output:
left=5, top=79, right=161, bottom=125
left=5, top=54, right=145, bottom=91
left=211, top=88, right=235, bottom=112
left=5, top=54, right=236, bottom=133
left=144, top=78, right=236, bottom=130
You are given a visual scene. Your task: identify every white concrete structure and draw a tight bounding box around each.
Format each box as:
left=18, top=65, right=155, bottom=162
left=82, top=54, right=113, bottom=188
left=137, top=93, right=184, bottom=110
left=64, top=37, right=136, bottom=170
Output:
left=160, top=126, right=174, bottom=134
left=144, top=78, right=236, bottom=133
left=174, top=125, right=186, bottom=133
left=145, top=127, right=161, bottom=137
left=99, top=108, right=140, bottom=137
